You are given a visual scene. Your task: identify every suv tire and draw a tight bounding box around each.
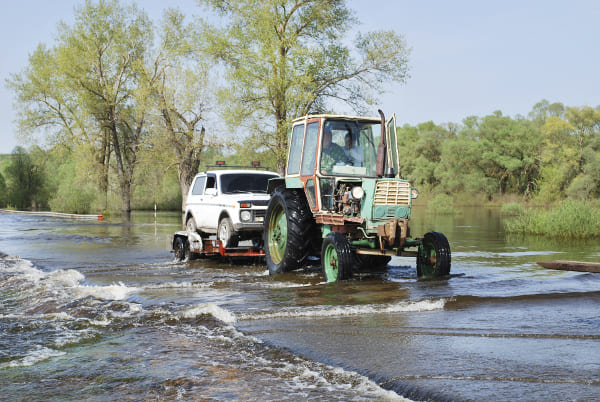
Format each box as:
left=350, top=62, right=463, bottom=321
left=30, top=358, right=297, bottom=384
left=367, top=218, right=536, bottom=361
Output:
left=186, top=216, right=198, bottom=233
left=218, top=217, right=239, bottom=248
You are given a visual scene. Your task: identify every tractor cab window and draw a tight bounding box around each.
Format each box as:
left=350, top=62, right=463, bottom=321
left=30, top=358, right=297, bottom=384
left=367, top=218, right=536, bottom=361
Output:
left=287, top=124, right=305, bottom=175
left=320, top=119, right=380, bottom=177
left=301, top=121, right=319, bottom=176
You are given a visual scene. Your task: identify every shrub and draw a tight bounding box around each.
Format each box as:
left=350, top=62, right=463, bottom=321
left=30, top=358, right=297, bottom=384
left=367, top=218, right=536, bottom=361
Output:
left=429, top=193, right=456, bottom=214
left=500, top=202, right=524, bottom=216
left=503, top=199, right=600, bottom=238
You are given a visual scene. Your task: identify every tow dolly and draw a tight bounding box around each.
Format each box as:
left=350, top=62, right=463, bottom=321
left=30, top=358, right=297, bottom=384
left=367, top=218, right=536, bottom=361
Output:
left=170, top=231, right=265, bottom=261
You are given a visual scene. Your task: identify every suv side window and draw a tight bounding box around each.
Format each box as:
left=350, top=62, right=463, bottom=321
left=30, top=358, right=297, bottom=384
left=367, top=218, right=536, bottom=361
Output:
left=191, top=176, right=206, bottom=195
left=206, top=174, right=217, bottom=190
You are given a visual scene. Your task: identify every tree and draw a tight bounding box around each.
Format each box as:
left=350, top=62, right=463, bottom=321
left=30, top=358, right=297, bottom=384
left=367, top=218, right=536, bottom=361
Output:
left=0, top=172, right=6, bottom=207
left=9, top=0, right=155, bottom=215
left=4, top=147, right=46, bottom=209
left=199, top=0, right=410, bottom=172
left=145, top=9, right=215, bottom=210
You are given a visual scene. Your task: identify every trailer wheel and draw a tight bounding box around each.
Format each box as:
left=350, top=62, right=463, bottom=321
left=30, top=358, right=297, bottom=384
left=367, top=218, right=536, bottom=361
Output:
left=417, top=231, right=451, bottom=278
left=264, top=188, right=315, bottom=274
left=173, top=236, right=190, bottom=262
left=321, top=232, right=353, bottom=282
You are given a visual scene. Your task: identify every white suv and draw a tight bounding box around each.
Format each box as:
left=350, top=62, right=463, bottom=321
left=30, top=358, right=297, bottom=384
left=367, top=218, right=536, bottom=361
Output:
left=183, top=169, right=279, bottom=247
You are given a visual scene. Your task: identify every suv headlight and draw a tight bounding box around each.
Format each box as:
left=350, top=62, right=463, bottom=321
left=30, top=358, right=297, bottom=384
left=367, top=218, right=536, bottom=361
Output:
left=240, top=210, right=252, bottom=222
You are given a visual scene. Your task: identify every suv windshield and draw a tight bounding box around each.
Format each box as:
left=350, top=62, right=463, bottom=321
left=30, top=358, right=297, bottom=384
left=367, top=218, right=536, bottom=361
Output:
left=320, top=119, right=381, bottom=177
left=220, top=173, right=278, bottom=194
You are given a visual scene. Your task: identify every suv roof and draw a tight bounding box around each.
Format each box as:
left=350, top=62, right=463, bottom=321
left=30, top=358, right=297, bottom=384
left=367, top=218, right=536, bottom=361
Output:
left=198, top=169, right=278, bottom=175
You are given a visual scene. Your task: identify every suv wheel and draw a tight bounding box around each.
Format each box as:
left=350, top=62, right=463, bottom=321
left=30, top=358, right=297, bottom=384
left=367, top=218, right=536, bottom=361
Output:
left=186, top=216, right=198, bottom=233
left=218, top=217, right=239, bottom=248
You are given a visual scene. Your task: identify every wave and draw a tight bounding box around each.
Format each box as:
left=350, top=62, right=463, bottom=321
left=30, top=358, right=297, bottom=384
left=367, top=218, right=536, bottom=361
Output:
left=237, top=299, right=446, bottom=321
left=446, top=290, right=600, bottom=309
left=0, top=346, right=66, bottom=369
left=178, top=303, right=237, bottom=325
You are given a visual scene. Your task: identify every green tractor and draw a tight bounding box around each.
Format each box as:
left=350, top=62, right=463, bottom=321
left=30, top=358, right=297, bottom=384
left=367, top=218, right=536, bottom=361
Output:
left=264, top=111, right=450, bottom=282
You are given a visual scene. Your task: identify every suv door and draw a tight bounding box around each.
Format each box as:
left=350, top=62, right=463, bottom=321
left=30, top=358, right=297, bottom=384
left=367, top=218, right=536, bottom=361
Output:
left=186, top=174, right=206, bottom=227
left=197, top=173, right=219, bottom=230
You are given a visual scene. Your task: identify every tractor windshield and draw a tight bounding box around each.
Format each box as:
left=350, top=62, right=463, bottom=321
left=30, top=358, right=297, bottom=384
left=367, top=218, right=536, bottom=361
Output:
left=320, top=119, right=380, bottom=177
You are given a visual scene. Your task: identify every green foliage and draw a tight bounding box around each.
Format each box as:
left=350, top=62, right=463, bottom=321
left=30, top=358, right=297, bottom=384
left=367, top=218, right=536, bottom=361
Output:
left=0, top=171, right=6, bottom=207
left=500, top=202, right=524, bottom=216
left=48, top=159, right=98, bottom=214
left=3, top=147, right=47, bottom=209
left=429, top=193, right=456, bottom=215
left=503, top=199, right=600, bottom=238
left=199, top=0, right=410, bottom=172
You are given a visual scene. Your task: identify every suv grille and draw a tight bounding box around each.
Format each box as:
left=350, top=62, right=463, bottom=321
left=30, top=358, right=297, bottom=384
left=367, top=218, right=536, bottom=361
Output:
left=374, top=180, right=411, bottom=206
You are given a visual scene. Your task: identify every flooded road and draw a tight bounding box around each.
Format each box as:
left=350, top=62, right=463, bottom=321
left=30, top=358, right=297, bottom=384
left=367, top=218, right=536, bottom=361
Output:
left=1, top=207, right=599, bottom=400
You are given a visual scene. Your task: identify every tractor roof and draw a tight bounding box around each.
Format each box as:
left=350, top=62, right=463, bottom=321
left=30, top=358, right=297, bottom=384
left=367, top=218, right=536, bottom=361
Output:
left=292, top=114, right=381, bottom=124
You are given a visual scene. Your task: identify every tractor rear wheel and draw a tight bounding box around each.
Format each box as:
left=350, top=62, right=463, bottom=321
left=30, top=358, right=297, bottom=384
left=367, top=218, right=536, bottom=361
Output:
left=264, top=188, right=316, bottom=275
left=417, top=231, right=451, bottom=277
left=321, top=232, right=353, bottom=282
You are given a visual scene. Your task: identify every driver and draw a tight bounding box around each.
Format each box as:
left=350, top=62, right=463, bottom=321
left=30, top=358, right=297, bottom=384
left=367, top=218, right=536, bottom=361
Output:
left=320, top=127, right=347, bottom=173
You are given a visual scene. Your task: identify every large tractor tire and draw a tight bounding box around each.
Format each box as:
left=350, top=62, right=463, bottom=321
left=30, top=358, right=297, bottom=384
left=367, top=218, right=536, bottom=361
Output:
left=417, top=231, right=451, bottom=278
left=264, top=188, right=316, bottom=275
left=321, top=232, right=353, bottom=282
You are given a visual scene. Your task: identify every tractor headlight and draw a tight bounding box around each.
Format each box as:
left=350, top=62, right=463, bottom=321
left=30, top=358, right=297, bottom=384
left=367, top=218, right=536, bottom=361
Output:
left=411, top=188, right=419, bottom=199
left=351, top=186, right=365, bottom=199
left=240, top=210, right=252, bottom=222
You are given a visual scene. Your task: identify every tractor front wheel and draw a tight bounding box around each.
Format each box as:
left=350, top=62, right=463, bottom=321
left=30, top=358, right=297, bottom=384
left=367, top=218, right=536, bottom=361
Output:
left=321, top=232, right=353, bottom=282
left=417, top=231, right=451, bottom=278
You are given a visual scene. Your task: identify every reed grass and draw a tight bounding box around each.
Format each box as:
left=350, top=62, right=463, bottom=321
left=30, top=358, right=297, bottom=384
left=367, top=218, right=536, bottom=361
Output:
left=500, top=202, right=525, bottom=216
left=503, top=199, right=600, bottom=238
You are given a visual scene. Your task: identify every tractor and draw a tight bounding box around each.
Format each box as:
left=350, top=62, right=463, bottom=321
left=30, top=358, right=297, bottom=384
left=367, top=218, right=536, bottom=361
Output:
left=264, top=110, right=451, bottom=282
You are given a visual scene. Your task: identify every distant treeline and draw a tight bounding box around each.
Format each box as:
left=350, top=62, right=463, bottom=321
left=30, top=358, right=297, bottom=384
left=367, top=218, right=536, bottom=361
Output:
left=1, top=100, right=598, bottom=213
left=397, top=100, right=600, bottom=204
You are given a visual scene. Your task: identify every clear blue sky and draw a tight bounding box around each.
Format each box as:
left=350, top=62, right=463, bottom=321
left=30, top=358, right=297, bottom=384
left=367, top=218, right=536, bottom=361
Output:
left=1, top=0, right=599, bottom=153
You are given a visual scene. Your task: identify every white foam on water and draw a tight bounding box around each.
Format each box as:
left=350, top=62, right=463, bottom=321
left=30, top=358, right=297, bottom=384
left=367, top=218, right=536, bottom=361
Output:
left=179, top=303, right=237, bottom=325
left=260, top=281, right=314, bottom=289
left=260, top=355, right=410, bottom=401
left=46, top=269, right=85, bottom=287
left=75, top=282, right=140, bottom=300
left=1, top=346, right=66, bottom=369
left=238, top=299, right=446, bottom=320
left=144, top=281, right=214, bottom=289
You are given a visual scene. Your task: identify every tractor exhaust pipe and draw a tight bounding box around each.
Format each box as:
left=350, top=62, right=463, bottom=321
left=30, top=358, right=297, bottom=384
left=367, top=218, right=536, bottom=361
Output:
left=376, top=109, right=386, bottom=177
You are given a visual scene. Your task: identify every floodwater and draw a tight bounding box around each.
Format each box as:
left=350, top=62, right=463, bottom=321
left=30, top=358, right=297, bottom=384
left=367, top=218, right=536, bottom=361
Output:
left=1, top=207, right=599, bottom=401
